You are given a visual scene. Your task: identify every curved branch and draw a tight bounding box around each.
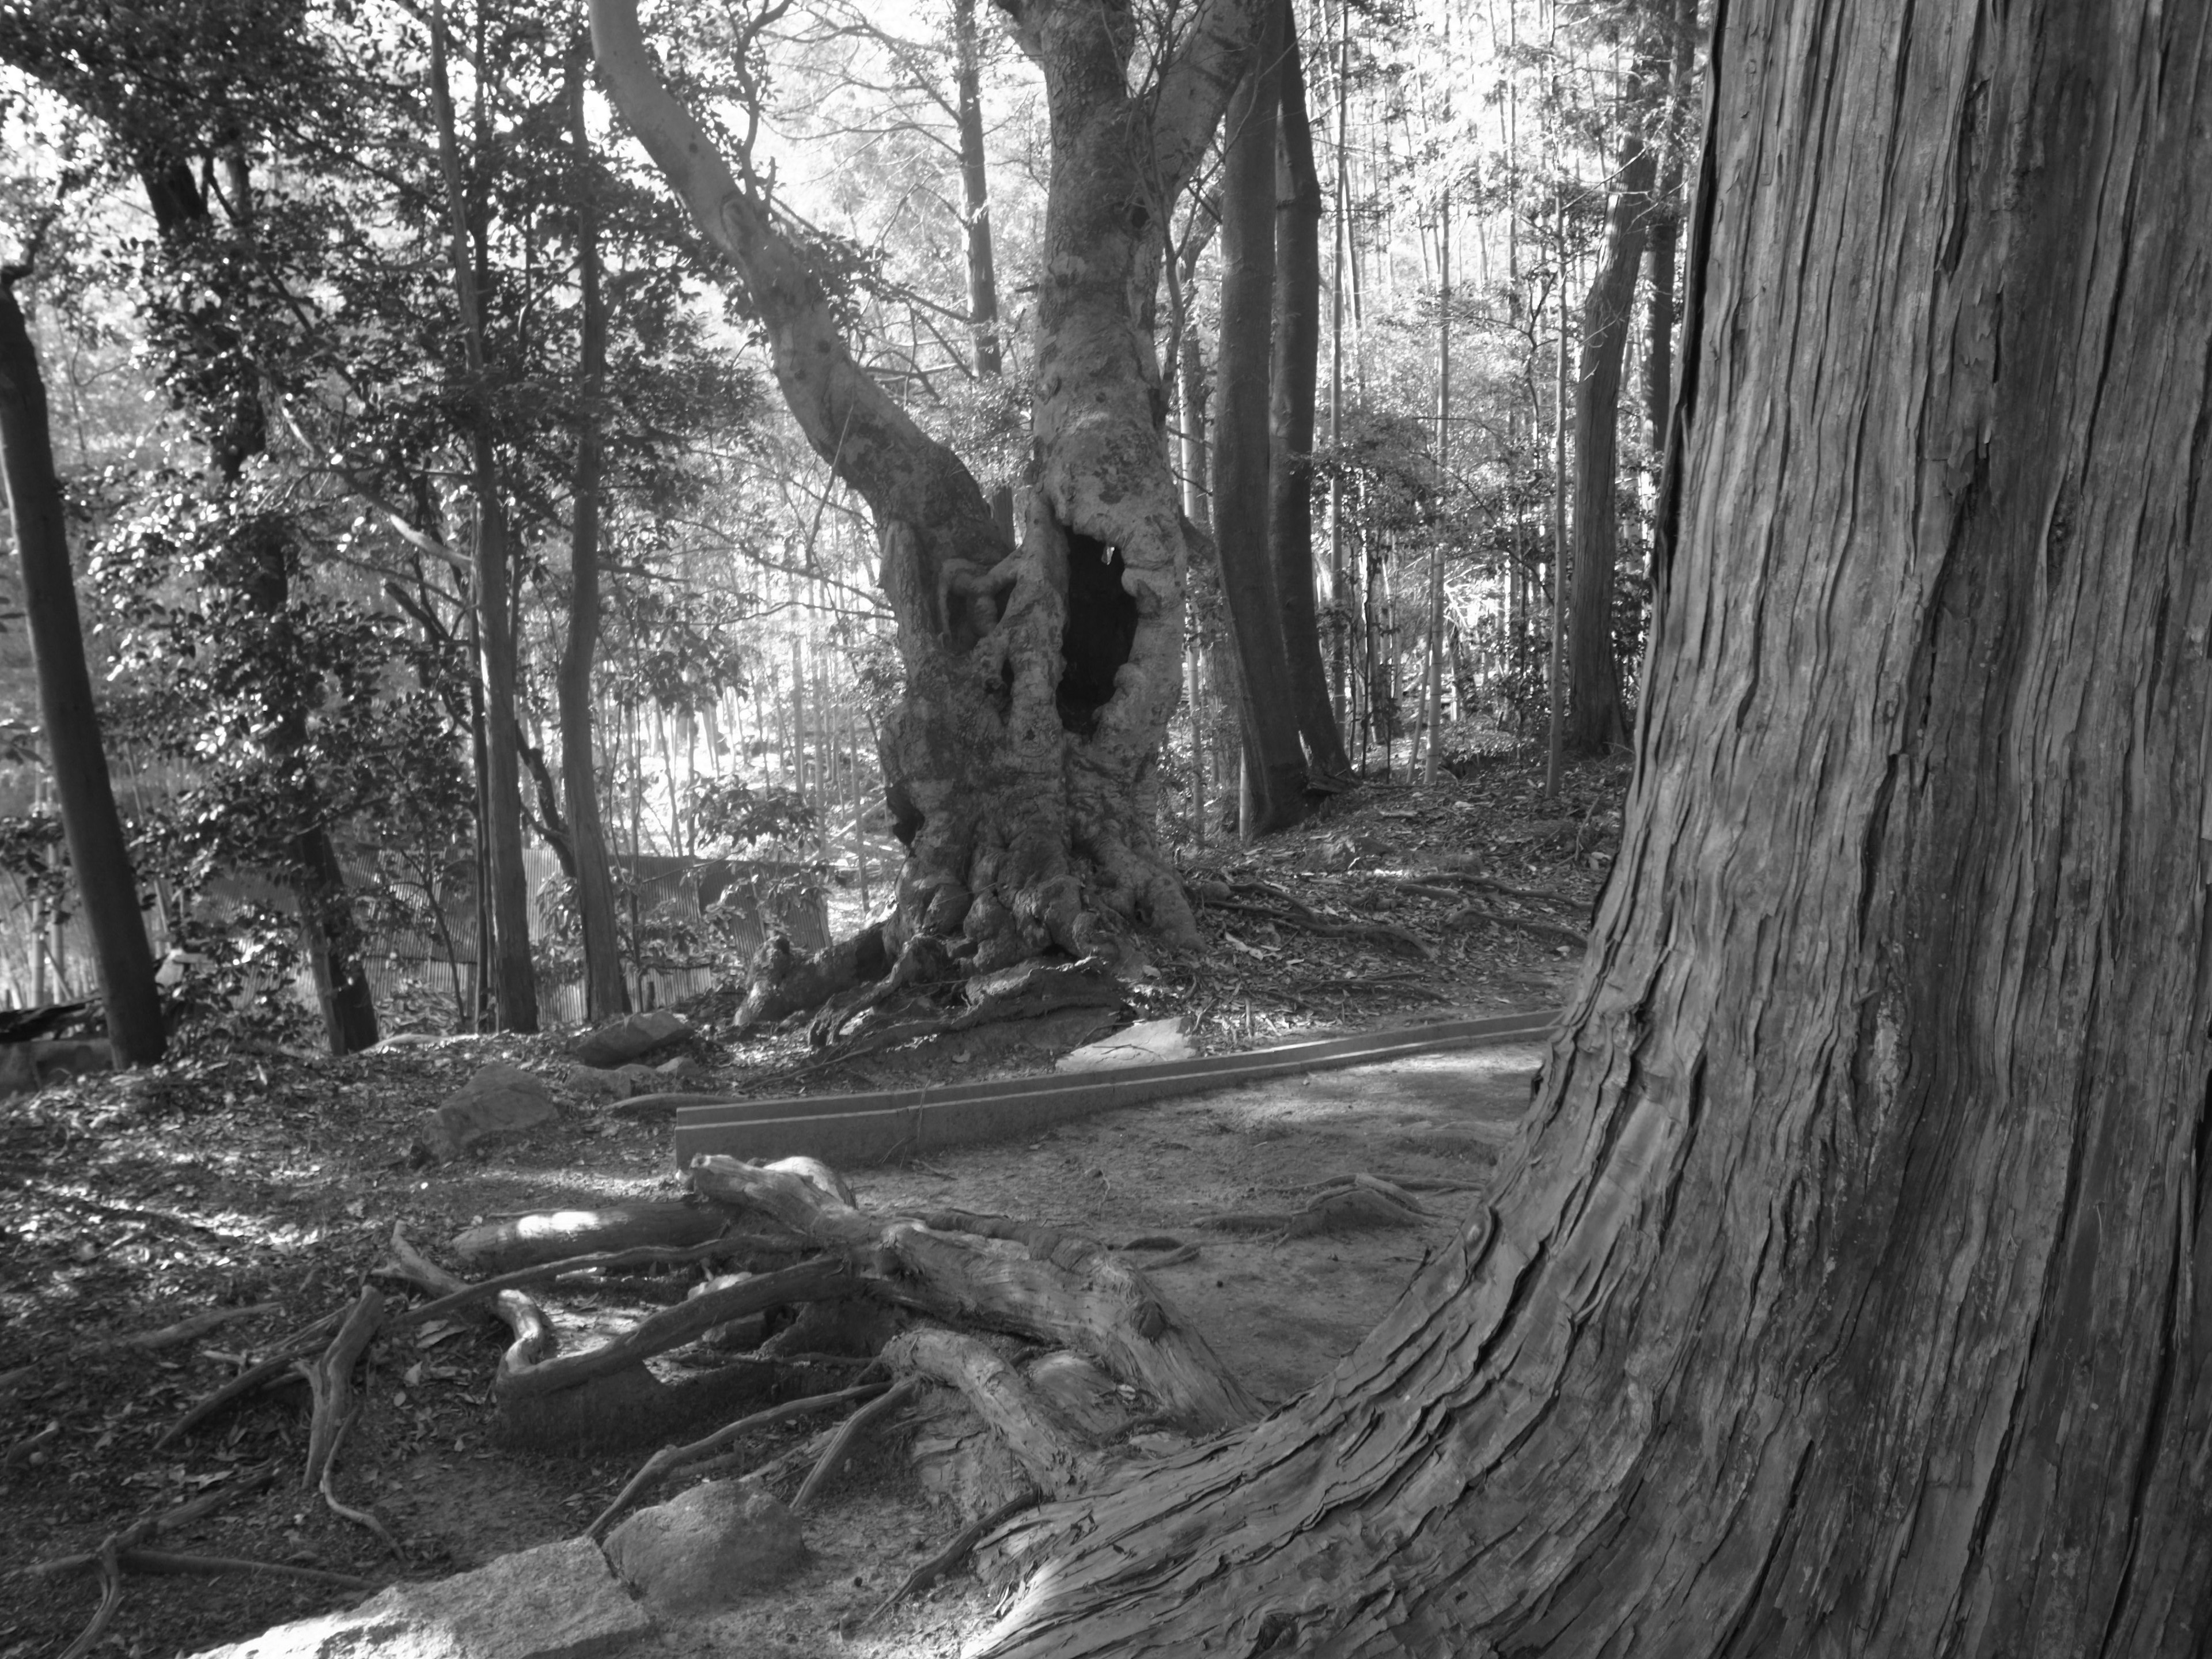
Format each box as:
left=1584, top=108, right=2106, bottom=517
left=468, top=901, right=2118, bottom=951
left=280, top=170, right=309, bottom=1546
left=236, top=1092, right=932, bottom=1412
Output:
left=589, top=0, right=1002, bottom=560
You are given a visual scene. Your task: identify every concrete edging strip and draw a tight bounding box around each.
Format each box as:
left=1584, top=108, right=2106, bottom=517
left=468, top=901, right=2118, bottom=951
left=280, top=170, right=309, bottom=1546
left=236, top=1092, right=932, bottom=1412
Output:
left=671, top=1006, right=1557, bottom=1168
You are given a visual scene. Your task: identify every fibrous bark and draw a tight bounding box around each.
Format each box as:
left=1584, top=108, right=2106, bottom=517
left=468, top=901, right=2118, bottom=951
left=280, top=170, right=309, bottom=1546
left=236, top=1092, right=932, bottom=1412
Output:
left=0, top=280, right=165, bottom=1066
left=972, top=2, right=2212, bottom=1653
left=591, top=0, right=1263, bottom=983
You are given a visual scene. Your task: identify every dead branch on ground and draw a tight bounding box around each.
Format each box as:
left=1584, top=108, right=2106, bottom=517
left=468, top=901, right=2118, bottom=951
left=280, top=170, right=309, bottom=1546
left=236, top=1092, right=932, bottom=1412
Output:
left=154, top=1309, right=344, bottom=1449
left=861, top=1490, right=1041, bottom=1627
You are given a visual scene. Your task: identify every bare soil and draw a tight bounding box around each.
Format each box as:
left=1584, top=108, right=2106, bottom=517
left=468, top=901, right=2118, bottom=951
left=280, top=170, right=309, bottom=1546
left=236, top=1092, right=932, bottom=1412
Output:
left=0, top=751, right=1622, bottom=1659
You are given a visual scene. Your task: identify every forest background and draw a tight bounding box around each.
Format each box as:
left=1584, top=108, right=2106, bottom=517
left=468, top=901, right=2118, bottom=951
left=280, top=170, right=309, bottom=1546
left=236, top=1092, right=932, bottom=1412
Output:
left=0, top=0, right=1690, bottom=1048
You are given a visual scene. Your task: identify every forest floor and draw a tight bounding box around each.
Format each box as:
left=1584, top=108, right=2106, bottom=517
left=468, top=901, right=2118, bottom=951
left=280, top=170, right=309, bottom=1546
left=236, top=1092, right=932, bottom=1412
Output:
left=0, top=745, right=1627, bottom=1659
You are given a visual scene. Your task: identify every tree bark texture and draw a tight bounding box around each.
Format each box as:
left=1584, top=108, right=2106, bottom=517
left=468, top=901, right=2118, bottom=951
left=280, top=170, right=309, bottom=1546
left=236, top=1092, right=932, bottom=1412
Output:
left=1270, top=0, right=1350, bottom=783
left=1215, top=0, right=1310, bottom=834
left=1564, top=117, right=1656, bottom=756
left=593, top=0, right=1268, bottom=970
left=562, top=42, right=627, bottom=1024
left=974, top=3, right=2212, bottom=1653
left=433, top=10, right=537, bottom=1032
left=0, top=284, right=165, bottom=1065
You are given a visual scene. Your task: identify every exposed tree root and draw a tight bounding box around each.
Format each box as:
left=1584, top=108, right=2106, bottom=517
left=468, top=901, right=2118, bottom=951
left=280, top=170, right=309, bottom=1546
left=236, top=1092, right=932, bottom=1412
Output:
left=735, top=923, right=892, bottom=1032
left=690, top=1156, right=1262, bottom=1431
left=448, top=1198, right=738, bottom=1273
left=33, top=1546, right=373, bottom=1592
left=1195, top=1175, right=1435, bottom=1238
left=585, top=1380, right=890, bottom=1540
left=862, top=1490, right=1043, bottom=1628
left=24, top=1459, right=296, bottom=1657
left=792, top=1374, right=923, bottom=1510
left=1442, top=900, right=1588, bottom=949
left=387, top=1236, right=788, bottom=1328
left=154, top=1309, right=344, bottom=1449
left=493, top=1258, right=859, bottom=1400
left=314, top=1402, right=400, bottom=1556
left=1198, top=881, right=1435, bottom=958
left=298, top=1289, right=382, bottom=1493
left=803, top=958, right=1126, bottom=1063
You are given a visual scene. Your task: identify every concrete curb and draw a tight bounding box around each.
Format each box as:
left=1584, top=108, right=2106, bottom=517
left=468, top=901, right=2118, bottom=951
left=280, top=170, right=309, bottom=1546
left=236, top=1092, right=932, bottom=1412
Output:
left=672, top=1006, right=1558, bottom=1166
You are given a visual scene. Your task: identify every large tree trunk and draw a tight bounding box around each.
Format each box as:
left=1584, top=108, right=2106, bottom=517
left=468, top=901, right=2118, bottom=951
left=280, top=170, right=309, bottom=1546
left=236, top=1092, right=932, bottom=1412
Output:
left=1216, top=0, right=1310, bottom=834
left=973, top=2, right=2212, bottom=1653
left=561, top=41, right=627, bottom=1025
left=1269, top=0, right=1350, bottom=784
left=433, top=11, right=537, bottom=1032
left=1563, top=108, right=1656, bottom=756
left=591, top=0, right=1263, bottom=976
left=0, top=281, right=165, bottom=1065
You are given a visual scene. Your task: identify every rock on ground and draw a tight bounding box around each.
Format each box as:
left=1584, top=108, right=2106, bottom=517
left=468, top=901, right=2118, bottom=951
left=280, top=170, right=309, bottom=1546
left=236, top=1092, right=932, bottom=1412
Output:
left=603, top=1478, right=809, bottom=1618
left=184, top=1537, right=653, bottom=1659
left=574, top=1010, right=688, bottom=1069
left=1055, top=1017, right=1195, bottom=1073
left=416, top=1063, right=559, bottom=1162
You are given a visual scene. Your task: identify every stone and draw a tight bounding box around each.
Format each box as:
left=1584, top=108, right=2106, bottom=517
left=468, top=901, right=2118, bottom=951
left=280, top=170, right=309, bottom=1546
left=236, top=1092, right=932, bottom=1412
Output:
left=654, top=1054, right=703, bottom=1080
left=574, top=1010, right=688, bottom=1069
left=416, top=1063, right=559, bottom=1162
left=1055, top=1017, right=1195, bottom=1073
left=604, top=1478, right=808, bottom=1617
left=184, top=1537, right=653, bottom=1659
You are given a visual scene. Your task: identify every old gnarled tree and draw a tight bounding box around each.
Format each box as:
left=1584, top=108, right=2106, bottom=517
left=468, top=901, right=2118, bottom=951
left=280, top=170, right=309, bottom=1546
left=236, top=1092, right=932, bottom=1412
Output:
left=589, top=0, right=1269, bottom=1011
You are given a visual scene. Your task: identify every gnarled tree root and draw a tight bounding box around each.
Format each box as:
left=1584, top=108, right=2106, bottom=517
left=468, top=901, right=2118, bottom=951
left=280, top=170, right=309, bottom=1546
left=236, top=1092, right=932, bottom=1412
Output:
left=690, top=1154, right=1262, bottom=1433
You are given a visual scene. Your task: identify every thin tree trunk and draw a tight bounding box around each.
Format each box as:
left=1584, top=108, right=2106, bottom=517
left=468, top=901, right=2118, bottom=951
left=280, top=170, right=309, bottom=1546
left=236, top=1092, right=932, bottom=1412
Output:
left=1269, top=0, right=1350, bottom=782
left=0, top=280, right=163, bottom=1063
left=1546, top=193, right=1569, bottom=797
left=133, top=158, right=379, bottom=1053
left=433, top=6, right=536, bottom=1032
left=1565, top=102, right=1656, bottom=755
left=952, top=0, right=1002, bottom=379
left=1217, top=2, right=1309, bottom=835
left=563, top=39, right=626, bottom=1022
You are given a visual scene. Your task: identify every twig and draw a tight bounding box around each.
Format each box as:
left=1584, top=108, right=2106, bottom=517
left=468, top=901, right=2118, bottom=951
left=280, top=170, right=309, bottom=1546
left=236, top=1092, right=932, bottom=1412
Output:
left=154, top=1312, right=340, bottom=1449
left=55, top=1540, right=123, bottom=1659
left=586, top=1381, right=889, bottom=1540
left=316, top=1397, right=401, bottom=1556
left=21, top=1462, right=286, bottom=1579
left=861, top=1489, right=1043, bottom=1626
left=791, top=1376, right=922, bottom=1512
